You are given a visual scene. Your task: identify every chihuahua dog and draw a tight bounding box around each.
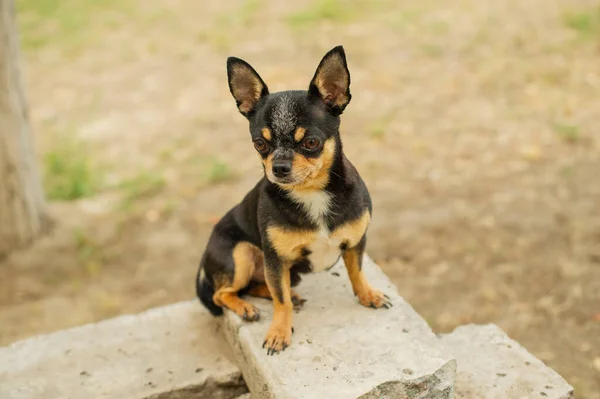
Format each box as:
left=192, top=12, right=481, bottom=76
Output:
left=196, top=46, right=391, bottom=355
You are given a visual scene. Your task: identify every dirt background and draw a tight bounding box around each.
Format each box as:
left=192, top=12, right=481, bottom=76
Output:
left=1, top=0, right=599, bottom=396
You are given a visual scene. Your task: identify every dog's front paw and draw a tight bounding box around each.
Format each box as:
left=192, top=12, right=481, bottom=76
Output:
left=357, top=288, right=392, bottom=309
left=262, top=323, right=292, bottom=355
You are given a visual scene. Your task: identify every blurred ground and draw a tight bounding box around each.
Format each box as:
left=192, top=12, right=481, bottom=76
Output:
left=1, top=0, right=600, bottom=396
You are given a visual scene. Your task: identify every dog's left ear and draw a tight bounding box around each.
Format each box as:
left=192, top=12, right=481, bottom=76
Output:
left=308, top=46, right=351, bottom=115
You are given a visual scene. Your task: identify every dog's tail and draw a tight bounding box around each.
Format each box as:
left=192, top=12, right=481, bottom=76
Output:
left=196, top=268, right=223, bottom=316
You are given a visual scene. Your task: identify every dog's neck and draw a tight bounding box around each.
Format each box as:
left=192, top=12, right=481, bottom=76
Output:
left=287, top=189, right=332, bottom=228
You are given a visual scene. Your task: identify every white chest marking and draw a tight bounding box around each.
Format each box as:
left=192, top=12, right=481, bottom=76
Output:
left=307, top=227, right=343, bottom=272
left=288, top=190, right=331, bottom=226
left=288, top=190, right=340, bottom=271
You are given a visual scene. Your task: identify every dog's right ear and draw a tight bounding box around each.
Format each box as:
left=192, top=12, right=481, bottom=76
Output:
left=227, top=57, right=269, bottom=117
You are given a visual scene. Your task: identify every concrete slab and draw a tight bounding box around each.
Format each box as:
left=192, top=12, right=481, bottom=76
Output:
left=221, top=255, right=457, bottom=399
left=440, top=324, right=574, bottom=399
left=0, top=302, right=248, bottom=399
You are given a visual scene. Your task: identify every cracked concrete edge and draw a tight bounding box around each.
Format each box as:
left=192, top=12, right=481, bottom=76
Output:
left=145, top=371, right=248, bottom=399
left=357, top=359, right=457, bottom=399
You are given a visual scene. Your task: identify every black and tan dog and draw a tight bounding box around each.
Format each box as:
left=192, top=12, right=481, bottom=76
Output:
left=196, top=46, right=391, bottom=355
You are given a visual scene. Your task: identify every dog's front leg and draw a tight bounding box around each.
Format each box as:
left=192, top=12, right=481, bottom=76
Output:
left=262, top=249, right=293, bottom=355
left=343, top=236, right=392, bottom=309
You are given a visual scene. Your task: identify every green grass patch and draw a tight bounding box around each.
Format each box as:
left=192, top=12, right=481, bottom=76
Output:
left=553, top=123, right=580, bottom=143
left=197, top=0, right=263, bottom=51
left=160, top=198, right=179, bottom=217
left=560, top=165, right=574, bottom=179
left=198, top=31, right=233, bottom=52
left=368, top=114, right=395, bottom=140
left=43, top=137, right=102, bottom=201
left=182, top=152, right=237, bottom=185
left=16, top=0, right=131, bottom=51
left=420, top=43, right=444, bottom=57
left=117, top=171, right=166, bottom=210
left=429, top=20, right=450, bottom=35
left=73, top=228, right=102, bottom=270
left=563, top=7, right=600, bottom=36
left=204, top=158, right=235, bottom=184
left=287, top=0, right=365, bottom=28
left=238, top=0, right=263, bottom=25
left=159, top=147, right=174, bottom=162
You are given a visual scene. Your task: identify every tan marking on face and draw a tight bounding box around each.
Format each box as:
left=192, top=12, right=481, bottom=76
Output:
left=289, top=137, right=336, bottom=191
left=263, top=138, right=336, bottom=188
left=288, top=154, right=315, bottom=185
left=294, top=127, right=306, bottom=142
left=330, top=209, right=371, bottom=249
left=262, top=152, right=275, bottom=180
left=262, top=127, right=272, bottom=141
left=267, top=226, right=317, bottom=260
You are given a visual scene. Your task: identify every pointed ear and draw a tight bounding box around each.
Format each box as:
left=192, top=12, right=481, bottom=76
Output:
left=227, top=57, right=269, bottom=117
left=308, top=46, right=351, bottom=115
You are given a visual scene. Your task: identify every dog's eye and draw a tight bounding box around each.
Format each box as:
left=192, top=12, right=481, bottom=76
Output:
left=302, top=137, right=320, bottom=150
left=254, top=139, right=268, bottom=153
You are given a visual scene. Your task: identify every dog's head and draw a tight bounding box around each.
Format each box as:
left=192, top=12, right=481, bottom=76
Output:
left=226, top=46, right=351, bottom=189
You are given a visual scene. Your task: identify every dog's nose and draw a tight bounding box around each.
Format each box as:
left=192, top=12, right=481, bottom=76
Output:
left=272, top=160, right=292, bottom=178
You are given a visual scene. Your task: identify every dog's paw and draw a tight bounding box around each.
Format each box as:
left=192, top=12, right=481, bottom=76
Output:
left=235, top=302, right=260, bottom=322
left=357, top=289, right=392, bottom=309
left=262, top=324, right=292, bottom=355
left=291, top=293, right=307, bottom=311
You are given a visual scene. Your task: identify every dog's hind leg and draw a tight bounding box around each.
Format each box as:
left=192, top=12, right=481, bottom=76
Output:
left=246, top=283, right=271, bottom=299
left=213, top=242, right=262, bottom=321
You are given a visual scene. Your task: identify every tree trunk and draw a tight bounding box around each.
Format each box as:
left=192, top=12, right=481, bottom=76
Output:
left=0, top=0, right=51, bottom=259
